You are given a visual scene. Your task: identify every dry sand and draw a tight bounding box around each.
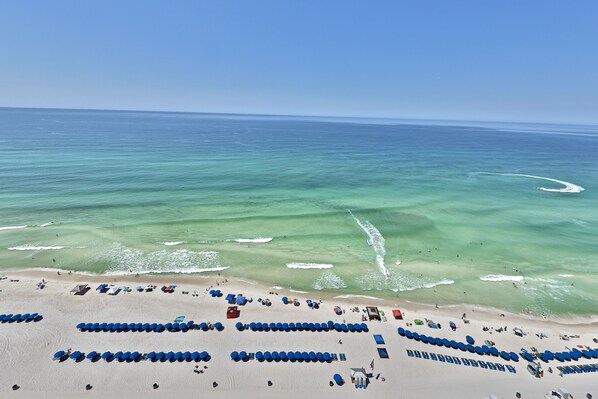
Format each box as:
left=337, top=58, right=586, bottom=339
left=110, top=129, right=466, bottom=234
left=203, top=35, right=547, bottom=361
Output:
left=0, top=269, right=596, bottom=399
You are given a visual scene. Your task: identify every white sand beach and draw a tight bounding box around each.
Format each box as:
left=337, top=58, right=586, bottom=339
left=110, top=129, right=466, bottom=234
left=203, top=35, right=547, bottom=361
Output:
left=0, top=269, right=596, bottom=399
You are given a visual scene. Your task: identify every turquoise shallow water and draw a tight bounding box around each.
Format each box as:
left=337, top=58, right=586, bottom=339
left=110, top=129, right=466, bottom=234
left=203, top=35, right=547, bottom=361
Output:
left=1, top=108, right=597, bottom=315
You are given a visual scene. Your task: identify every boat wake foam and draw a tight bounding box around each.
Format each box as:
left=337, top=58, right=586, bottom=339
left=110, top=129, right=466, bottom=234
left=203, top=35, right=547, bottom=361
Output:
left=348, top=210, right=389, bottom=279
left=287, top=263, right=334, bottom=269
left=313, top=271, right=347, bottom=290
left=474, top=172, right=585, bottom=193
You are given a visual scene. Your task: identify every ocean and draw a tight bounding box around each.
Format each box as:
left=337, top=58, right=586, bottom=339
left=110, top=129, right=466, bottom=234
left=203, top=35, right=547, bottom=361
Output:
left=1, top=108, right=596, bottom=315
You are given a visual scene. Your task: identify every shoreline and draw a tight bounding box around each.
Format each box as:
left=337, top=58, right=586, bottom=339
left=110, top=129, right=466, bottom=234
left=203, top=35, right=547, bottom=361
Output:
left=1, top=267, right=597, bottom=397
left=5, top=267, right=598, bottom=326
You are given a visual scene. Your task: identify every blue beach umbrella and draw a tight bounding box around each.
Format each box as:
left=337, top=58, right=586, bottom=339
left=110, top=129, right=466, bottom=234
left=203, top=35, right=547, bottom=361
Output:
left=250, top=322, right=257, bottom=331
left=173, top=352, right=182, bottom=361
left=150, top=323, right=157, bottom=331
left=412, top=332, right=420, bottom=341
left=54, top=350, right=66, bottom=359
left=282, top=323, right=289, bottom=331
left=289, top=322, right=296, bottom=330
left=127, top=323, right=136, bottom=331
left=147, top=352, right=156, bottom=360
left=236, top=322, right=244, bottom=331
left=316, top=352, right=324, bottom=362
left=324, top=352, right=331, bottom=362
left=276, top=322, right=283, bottom=331
left=256, top=351, right=264, bottom=361
left=522, top=352, right=533, bottom=362
left=333, top=374, right=344, bottom=385
left=288, top=351, right=295, bottom=361
left=70, top=351, right=83, bottom=360
left=122, top=352, right=131, bottom=361
left=482, top=345, right=491, bottom=355
left=191, top=352, right=199, bottom=361
left=457, top=342, right=467, bottom=351
left=156, top=352, right=165, bottom=361
left=500, top=351, right=510, bottom=361
left=240, top=351, right=248, bottom=361
left=280, top=351, right=287, bottom=361
left=354, top=324, right=361, bottom=333
left=264, top=352, right=272, bottom=361
left=269, top=322, right=277, bottom=331
left=76, top=322, right=85, bottom=329
left=164, top=322, right=172, bottom=330
left=442, top=339, right=451, bottom=348
left=405, top=330, right=413, bottom=339
left=475, top=346, right=484, bottom=355
left=214, top=322, right=223, bottom=331
left=135, top=323, right=143, bottom=331
left=466, top=335, right=475, bottom=345
left=101, top=351, right=112, bottom=360
left=114, top=351, right=123, bottom=360
left=131, top=352, right=141, bottom=361
left=200, top=322, right=209, bottom=331
left=360, top=323, right=369, bottom=332
left=165, top=352, right=174, bottom=360
left=509, top=352, right=519, bottom=362
left=100, top=323, right=108, bottom=331
left=341, top=324, right=349, bottom=333
left=200, top=351, right=208, bottom=360
left=490, top=347, right=499, bottom=356
left=450, top=340, right=458, bottom=349
left=294, top=351, right=302, bottom=361
left=272, top=351, right=279, bottom=361
left=301, top=352, right=309, bottom=361
left=86, top=351, right=98, bottom=359
left=466, top=344, right=475, bottom=353
left=309, top=351, right=316, bottom=361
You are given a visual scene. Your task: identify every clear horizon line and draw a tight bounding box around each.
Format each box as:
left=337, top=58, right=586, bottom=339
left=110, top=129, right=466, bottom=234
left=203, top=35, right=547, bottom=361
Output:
left=1, top=105, right=596, bottom=127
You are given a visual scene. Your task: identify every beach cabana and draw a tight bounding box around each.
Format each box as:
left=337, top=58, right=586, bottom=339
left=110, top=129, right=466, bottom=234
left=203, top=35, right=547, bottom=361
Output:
left=377, top=348, right=389, bottom=359
left=350, top=368, right=368, bottom=389
left=466, top=335, right=475, bottom=345
left=70, top=284, right=89, bottom=296
left=227, top=306, right=240, bottom=319
left=333, top=374, right=344, bottom=386
left=366, top=307, right=381, bottom=321
left=392, top=309, right=403, bottom=319
left=225, top=293, right=236, bottom=304
left=373, top=335, right=385, bottom=345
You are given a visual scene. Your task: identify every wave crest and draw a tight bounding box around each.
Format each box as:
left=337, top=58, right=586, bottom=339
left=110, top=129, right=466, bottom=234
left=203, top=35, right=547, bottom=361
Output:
left=480, top=274, right=524, bottom=282
left=233, top=237, right=273, bottom=244
left=287, top=263, right=334, bottom=269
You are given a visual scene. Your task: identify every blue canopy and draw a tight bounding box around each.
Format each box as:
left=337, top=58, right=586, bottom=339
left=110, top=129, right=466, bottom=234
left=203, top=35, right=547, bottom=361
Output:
left=236, top=322, right=244, bottom=331
left=226, top=293, right=236, bottom=302
left=214, top=322, right=223, bottom=331
left=509, top=352, right=519, bottom=362
left=412, top=332, right=420, bottom=341
left=256, top=351, right=264, bottom=361
left=191, top=352, right=200, bottom=360
left=360, top=323, right=369, bottom=332
left=475, top=346, right=484, bottom=355
left=101, top=351, right=112, bottom=359
left=240, top=351, right=248, bottom=360
left=500, top=351, right=510, bottom=360
left=280, top=351, right=287, bottom=360
left=457, top=342, right=467, bottom=351
left=373, top=334, right=385, bottom=344
left=522, top=352, right=533, bottom=361
left=76, top=322, right=85, bottom=329
left=236, top=296, right=246, bottom=305
left=466, top=344, right=475, bottom=353
left=264, top=352, right=272, bottom=360
left=114, top=351, right=123, bottom=359
left=333, top=373, right=344, bottom=385
left=450, top=340, right=459, bottom=349
left=86, top=351, right=98, bottom=359
left=54, top=350, right=66, bottom=358
left=288, top=352, right=295, bottom=361
left=466, top=335, right=475, bottom=345
left=70, top=351, right=82, bottom=359
left=324, top=352, right=331, bottom=362
left=156, top=352, right=165, bottom=360
left=199, top=351, right=208, bottom=360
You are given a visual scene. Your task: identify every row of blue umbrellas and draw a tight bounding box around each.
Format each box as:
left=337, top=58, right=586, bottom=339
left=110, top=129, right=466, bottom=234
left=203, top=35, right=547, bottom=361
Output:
left=398, top=328, right=519, bottom=362
left=231, top=350, right=335, bottom=363
left=76, top=321, right=224, bottom=332
left=54, top=350, right=210, bottom=362
left=235, top=321, right=368, bottom=333
left=0, top=313, right=42, bottom=323
left=538, top=348, right=598, bottom=363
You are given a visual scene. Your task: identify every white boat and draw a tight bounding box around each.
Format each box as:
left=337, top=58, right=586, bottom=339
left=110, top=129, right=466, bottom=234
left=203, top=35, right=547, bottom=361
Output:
left=367, top=239, right=373, bottom=246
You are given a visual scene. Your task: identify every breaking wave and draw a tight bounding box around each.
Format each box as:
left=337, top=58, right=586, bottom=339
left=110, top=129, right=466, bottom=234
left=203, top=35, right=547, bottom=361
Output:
left=0, top=225, right=28, bottom=231
left=9, top=245, right=64, bottom=251
left=159, top=241, right=186, bottom=246
left=348, top=210, right=389, bottom=278
left=287, top=263, right=334, bottom=269
left=480, top=274, right=524, bottom=282
left=475, top=172, right=585, bottom=193
left=334, top=294, right=382, bottom=301
left=104, top=243, right=229, bottom=275
left=232, top=237, right=273, bottom=244
left=558, top=274, right=575, bottom=278
left=356, top=270, right=454, bottom=292
left=39, top=222, right=54, bottom=227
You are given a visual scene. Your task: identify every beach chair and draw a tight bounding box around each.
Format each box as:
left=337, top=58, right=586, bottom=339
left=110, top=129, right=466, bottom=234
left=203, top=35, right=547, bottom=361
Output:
left=430, top=353, right=438, bottom=361
left=446, top=356, right=453, bottom=364
left=340, top=353, right=346, bottom=361
left=453, top=357, right=461, bottom=365
left=470, top=360, right=478, bottom=367
left=506, top=365, right=516, bottom=373
left=414, top=351, right=421, bottom=358
left=495, top=363, right=506, bottom=372
left=332, top=353, right=338, bottom=361
left=422, top=352, right=429, bottom=359
left=462, top=358, right=470, bottom=366
left=438, top=355, right=445, bottom=362
left=487, top=362, right=497, bottom=370
left=406, top=350, right=414, bottom=357
left=479, top=361, right=488, bottom=369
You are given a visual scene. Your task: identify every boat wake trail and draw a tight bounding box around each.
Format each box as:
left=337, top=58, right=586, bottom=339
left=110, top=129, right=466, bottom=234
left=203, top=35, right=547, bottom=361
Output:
left=474, top=172, right=585, bottom=193
left=348, top=210, right=389, bottom=279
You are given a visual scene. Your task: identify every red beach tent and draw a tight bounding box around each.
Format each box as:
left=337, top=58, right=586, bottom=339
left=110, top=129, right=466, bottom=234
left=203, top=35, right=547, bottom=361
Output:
left=392, top=309, right=403, bottom=319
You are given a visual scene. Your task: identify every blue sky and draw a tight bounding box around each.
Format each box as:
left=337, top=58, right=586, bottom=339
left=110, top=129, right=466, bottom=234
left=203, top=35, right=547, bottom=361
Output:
left=1, top=1, right=597, bottom=123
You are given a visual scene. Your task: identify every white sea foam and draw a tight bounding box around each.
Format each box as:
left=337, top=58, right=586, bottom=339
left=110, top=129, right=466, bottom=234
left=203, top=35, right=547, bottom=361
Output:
left=233, top=237, right=273, bottom=244
left=480, top=274, right=524, bottom=282
left=558, top=274, right=575, bottom=278
left=8, top=245, right=64, bottom=251
left=348, top=210, right=389, bottom=279
left=159, top=241, right=186, bottom=246
left=476, top=172, right=585, bottom=193
left=286, top=263, right=334, bottom=269
left=357, top=270, right=454, bottom=292
left=289, top=289, right=309, bottom=294
left=334, top=294, right=382, bottom=301
left=395, top=259, right=402, bottom=265
left=270, top=286, right=284, bottom=290
left=0, top=225, right=28, bottom=231
left=313, top=271, right=347, bottom=290
left=39, top=222, right=54, bottom=227
left=104, top=243, right=229, bottom=275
